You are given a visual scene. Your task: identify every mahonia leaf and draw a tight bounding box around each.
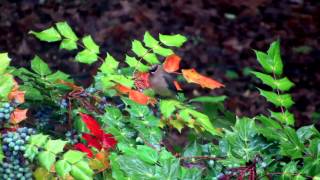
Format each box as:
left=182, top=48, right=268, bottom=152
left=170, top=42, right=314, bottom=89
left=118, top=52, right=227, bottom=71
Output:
left=132, top=40, right=159, bottom=64
left=128, top=90, right=152, bottom=105
left=60, top=39, right=78, bottom=50
left=159, top=34, right=187, bottom=47
left=125, top=55, right=150, bottom=72
left=254, top=40, right=283, bottom=75
left=63, top=150, right=86, bottom=164
left=163, top=54, right=181, bottom=73
left=258, top=89, right=294, bottom=108
left=29, top=27, right=62, bottom=42
left=270, top=110, right=295, bottom=126
left=159, top=100, right=181, bottom=118
left=0, top=74, right=14, bottom=100
left=79, top=113, right=104, bottom=137
left=38, top=151, right=56, bottom=170
left=8, top=89, right=25, bottom=104
left=45, top=139, right=67, bottom=154
left=82, top=35, right=100, bottom=54
left=0, top=53, right=11, bottom=75
left=31, top=56, right=52, bottom=76
left=143, top=32, right=174, bottom=56
left=55, top=21, right=78, bottom=40
left=136, top=145, right=159, bottom=164
left=28, top=134, right=49, bottom=146
left=75, top=49, right=98, bottom=64
left=252, top=71, right=294, bottom=91
left=10, top=108, right=28, bottom=124
left=55, top=160, right=72, bottom=178
left=182, top=69, right=224, bottom=89
left=100, top=53, right=119, bottom=74
left=267, top=40, right=283, bottom=75
left=179, top=108, right=220, bottom=136
left=74, top=143, right=94, bottom=158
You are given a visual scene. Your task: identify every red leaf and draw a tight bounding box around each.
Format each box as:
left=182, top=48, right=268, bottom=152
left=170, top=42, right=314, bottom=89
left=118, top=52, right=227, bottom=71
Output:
left=163, top=54, right=181, bottom=73
left=128, top=90, right=150, bottom=105
left=79, top=113, right=104, bottom=137
left=74, top=143, right=94, bottom=158
left=134, top=72, right=150, bottom=90
left=82, top=133, right=102, bottom=150
left=101, top=133, right=117, bottom=149
left=182, top=69, right=225, bottom=89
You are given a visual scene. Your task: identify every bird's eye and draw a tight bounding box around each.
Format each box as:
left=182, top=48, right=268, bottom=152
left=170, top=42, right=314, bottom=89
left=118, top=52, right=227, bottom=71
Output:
left=149, top=65, right=158, bottom=73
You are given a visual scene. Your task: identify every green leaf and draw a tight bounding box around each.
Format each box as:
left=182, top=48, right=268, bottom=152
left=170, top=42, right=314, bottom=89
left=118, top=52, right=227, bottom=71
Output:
left=125, top=55, right=150, bottom=72
left=254, top=40, right=283, bottom=75
left=252, top=71, right=294, bottom=91
left=104, top=75, right=134, bottom=88
left=159, top=34, right=187, bottom=47
left=136, top=145, right=159, bottom=164
left=159, top=100, right=181, bottom=118
left=55, top=160, right=72, bottom=177
left=143, top=32, right=174, bottom=56
left=297, top=125, right=320, bottom=142
left=180, top=108, right=220, bottom=136
left=0, top=53, right=11, bottom=74
left=109, top=153, right=126, bottom=180
left=0, top=74, right=14, bottom=100
left=117, top=155, right=155, bottom=179
left=100, top=53, right=119, bottom=74
left=31, top=56, right=52, bottom=76
left=60, top=39, right=78, bottom=50
left=45, top=139, right=67, bottom=154
left=189, top=96, right=227, bottom=103
left=45, top=70, right=70, bottom=82
left=70, top=162, right=93, bottom=180
left=256, top=115, right=282, bottom=129
left=74, top=160, right=94, bottom=177
left=182, top=141, right=202, bottom=157
left=267, top=40, right=283, bottom=75
left=132, top=40, right=159, bottom=64
left=29, top=27, right=62, bottom=42
left=258, top=89, right=294, bottom=108
left=38, top=151, right=56, bottom=170
left=24, top=145, right=39, bottom=160
left=82, top=35, right=99, bottom=54
left=75, top=49, right=98, bottom=64
left=55, top=21, right=78, bottom=40
left=63, top=150, right=85, bottom=164
left=270, top=110, right=295, bottom=125
left=280, top=127, right=304, bottom=159
left=254, top=51, right=272, bottom=73
left=29, top=134, right=49, bottom=146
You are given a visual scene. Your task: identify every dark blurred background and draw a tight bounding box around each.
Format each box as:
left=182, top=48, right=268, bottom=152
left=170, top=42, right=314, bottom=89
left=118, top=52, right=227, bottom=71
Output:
left=0, top=0, right=319, bottom=126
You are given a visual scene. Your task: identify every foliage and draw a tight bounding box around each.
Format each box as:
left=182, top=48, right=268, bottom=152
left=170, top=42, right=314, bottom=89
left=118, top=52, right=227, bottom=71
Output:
left=0, top=21, right=318, bottom=179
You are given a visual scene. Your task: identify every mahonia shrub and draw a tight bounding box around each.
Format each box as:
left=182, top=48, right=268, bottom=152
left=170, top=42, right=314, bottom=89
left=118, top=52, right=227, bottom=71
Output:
left=0, top=21, right=319, bottom=180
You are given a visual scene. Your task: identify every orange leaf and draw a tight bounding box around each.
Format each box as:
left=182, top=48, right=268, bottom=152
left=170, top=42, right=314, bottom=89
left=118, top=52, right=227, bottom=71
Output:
left=182, top=69, right=224, bottom=89
left=163, top=54, right=181, bottom=73
left=114, top=84, right=131, bottom=94
left=10, top=108, right=28, bottom=124
left=8, top=90, right=25, bottom=104
left=128, top=90, right=150, bottom=105
left=173, top=80, right=183, bottom=91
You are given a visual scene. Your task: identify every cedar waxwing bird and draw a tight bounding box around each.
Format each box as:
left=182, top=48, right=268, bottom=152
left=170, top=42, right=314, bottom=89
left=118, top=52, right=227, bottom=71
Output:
left=149, top=65, right=177, bottom=97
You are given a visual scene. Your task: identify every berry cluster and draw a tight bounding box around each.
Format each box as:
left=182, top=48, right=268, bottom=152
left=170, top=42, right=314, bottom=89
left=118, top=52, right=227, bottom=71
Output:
left=34, top=107, right=53, bottom=129
left=0, top=127, right=36, bottom=180
left=65, top=130, right=81, bottom=145
left=0, top=103, right=14, bottom=124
